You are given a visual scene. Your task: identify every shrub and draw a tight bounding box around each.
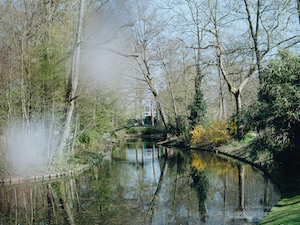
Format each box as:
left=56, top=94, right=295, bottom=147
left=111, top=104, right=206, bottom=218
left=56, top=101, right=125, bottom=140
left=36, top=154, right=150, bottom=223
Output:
left=142, top=127, right=162, bottom=135
left=127, top=127, right=142, bottom=134
left=78, top=133, right=91, bottom=144
left=244, top=50, right=300, bottom=181
left=190, top=120, right=231, bottom=147
left=166, top=115, right=188, bottom=137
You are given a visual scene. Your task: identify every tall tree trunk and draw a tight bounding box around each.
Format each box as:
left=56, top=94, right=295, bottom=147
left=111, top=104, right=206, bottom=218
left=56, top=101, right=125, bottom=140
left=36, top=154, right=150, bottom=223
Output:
left=140, top=63, right=168, bottom=127
left=71, top=114, right=79, bottom=154
left=158, top=46, right=177, bottom=120
left=162, top=58, right=177, bottom=118
left=167, top=72, right=178, bottom=118
left=218, top=68, right=226, bottom=120
left=58, top=0, right=84, bottom=157
left=151, top=99, right=155, bottom=126
left=235, top=91, right=242, bottom=114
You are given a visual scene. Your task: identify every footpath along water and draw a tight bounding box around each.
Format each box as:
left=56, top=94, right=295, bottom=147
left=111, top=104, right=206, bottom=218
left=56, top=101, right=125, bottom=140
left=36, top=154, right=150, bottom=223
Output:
left=0, top=140, right=280, bottom=224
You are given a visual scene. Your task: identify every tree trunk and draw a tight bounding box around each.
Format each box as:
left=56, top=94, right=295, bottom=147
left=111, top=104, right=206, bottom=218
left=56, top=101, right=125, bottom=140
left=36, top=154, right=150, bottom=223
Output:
left=168, top=72, right=178, bottom=118
left=58, top=0, right=84, bottom=157
left=71, top=114, right=79, bottom=154
left=218, top=68, right=226, bottom=120
left=235, top=91, right=242, bottom=114
left=151, top=100, right=155, bottom=126
left=141, top=65, right=168, bottom=127
left=158, top=46, right=177, bottom=120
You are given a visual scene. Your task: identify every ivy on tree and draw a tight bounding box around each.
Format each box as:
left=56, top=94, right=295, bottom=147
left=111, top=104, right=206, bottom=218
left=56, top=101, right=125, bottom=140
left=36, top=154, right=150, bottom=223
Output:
left=189, top=80, right=206, bottom=127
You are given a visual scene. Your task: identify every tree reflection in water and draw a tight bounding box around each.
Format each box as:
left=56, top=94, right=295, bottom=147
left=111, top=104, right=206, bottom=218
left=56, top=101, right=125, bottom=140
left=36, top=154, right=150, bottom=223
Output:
left=190, top=168, right=209, bottom=222
left=0, top=141, right=281, bottom=224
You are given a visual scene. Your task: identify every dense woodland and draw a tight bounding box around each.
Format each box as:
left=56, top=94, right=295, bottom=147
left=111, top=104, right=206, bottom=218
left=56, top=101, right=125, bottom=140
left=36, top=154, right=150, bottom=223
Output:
left=0, top=0, right=299, bottom=187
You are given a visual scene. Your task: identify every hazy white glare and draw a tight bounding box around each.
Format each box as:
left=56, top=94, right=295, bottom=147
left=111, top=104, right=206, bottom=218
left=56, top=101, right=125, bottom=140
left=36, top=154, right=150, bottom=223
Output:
left=5, top=124, right=48, bottom=170
left=80, top=13, right=132, bottom=89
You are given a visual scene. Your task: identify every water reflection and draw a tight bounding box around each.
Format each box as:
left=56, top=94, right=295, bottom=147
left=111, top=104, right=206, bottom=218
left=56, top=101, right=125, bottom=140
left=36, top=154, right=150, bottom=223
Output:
left=190, top=169, right=209, bottom=222
left=0, top=141, right=280, bottom=224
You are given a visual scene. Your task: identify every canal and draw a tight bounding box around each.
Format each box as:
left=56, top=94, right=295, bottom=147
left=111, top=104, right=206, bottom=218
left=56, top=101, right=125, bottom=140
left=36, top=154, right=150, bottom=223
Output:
left=0, top=140, right=280, bottom=224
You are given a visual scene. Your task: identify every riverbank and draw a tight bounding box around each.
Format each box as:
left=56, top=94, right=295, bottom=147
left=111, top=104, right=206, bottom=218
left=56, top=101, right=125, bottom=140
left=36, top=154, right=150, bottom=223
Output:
left=213, top=141, right=300, bottom=225
left=157, top=136, right=300, bottom=225
left=0, top=146, right=109, bottom=186
left=0, top=164, right=93, bottom=186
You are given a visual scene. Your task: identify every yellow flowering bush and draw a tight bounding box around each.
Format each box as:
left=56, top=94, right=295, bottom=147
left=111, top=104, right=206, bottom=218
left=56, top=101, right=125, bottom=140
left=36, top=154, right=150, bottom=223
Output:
left=190, top=120, right=232, bottom=147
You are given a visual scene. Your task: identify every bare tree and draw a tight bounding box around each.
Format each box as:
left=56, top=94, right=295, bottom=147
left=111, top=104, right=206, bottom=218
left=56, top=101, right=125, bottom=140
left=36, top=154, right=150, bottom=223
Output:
left=242, top=0, right=298, bottom=77
left=127, top=0, right=169, bottom=127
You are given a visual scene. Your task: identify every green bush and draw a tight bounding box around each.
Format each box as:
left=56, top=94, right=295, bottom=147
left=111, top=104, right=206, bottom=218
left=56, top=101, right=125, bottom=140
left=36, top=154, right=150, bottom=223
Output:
left=142, top=127, right=162, bottom=135
left=245, top=50, right=300, bottom=184
left=127, top=127, right=143, bottom=134
left=78, top=133, right=91, bottom=144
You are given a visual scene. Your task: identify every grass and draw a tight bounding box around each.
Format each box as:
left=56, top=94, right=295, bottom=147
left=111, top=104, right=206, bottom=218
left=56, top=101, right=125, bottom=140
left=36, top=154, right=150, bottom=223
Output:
left=258, top=191, right=300, bottom=225
left=229, top=133, right=254, bottom=146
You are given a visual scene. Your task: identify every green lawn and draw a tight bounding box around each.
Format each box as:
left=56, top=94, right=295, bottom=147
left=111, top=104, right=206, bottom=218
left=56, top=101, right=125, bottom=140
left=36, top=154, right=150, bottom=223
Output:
left=258, top=191, right=300, bottom=225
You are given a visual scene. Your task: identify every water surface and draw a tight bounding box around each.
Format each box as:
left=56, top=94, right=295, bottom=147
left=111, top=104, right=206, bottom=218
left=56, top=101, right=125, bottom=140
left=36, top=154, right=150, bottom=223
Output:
left=0, top=141, right=280, bottom=224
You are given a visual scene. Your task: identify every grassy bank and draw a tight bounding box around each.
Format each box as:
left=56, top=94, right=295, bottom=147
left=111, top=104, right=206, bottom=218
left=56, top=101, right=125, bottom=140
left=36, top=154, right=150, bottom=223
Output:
left=258, top=191, right=300, bottom=225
